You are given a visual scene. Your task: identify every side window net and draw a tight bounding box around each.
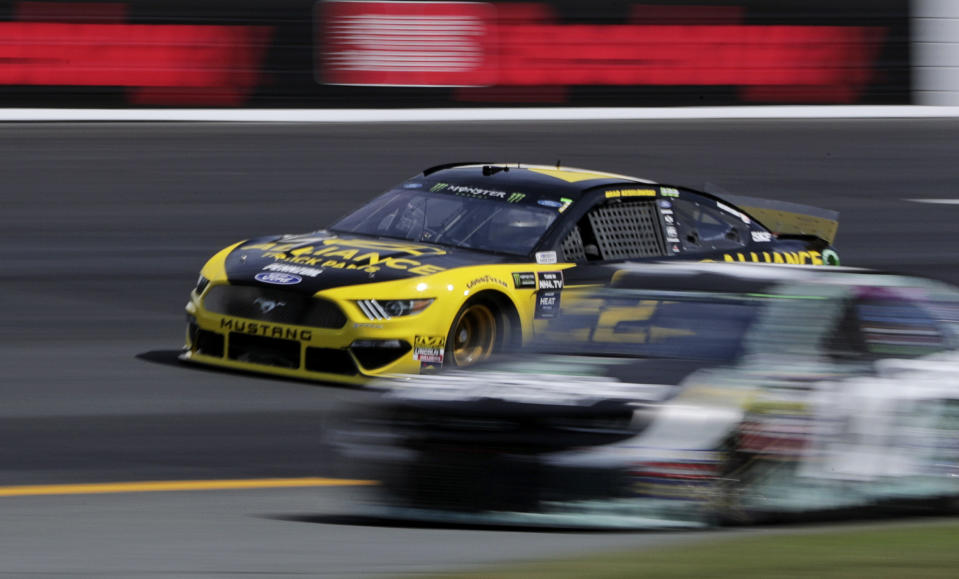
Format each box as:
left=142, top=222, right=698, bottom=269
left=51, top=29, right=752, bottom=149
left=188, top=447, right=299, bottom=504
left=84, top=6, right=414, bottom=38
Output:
left=587, top=202, right=666, bottom=260
left=561, top=225, right=586, bottom=262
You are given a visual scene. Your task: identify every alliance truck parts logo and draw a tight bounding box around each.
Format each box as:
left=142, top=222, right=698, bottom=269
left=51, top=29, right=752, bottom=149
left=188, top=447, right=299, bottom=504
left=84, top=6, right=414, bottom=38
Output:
left=244, top=238, right=449, bottom=276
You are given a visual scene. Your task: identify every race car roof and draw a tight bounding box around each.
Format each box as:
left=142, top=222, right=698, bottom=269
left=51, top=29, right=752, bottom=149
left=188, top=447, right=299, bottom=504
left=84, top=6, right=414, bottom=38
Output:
left=417, top=163, right=657, bottom=197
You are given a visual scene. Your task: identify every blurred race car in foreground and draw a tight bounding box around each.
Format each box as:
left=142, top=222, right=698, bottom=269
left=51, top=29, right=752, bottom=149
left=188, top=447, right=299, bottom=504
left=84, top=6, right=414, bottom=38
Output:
left=182, top=162, right=839, bottom=384
left=336, top=263, right=959, bottom=528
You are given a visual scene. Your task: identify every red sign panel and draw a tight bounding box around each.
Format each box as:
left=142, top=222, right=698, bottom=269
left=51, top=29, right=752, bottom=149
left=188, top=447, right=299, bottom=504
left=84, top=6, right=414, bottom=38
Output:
left=319, top=1, right=886, bottom=103
left=0, top=0, right=273, bottom=106
left=0, top=23, right=267, bottom=87
left=320, top=0, right=497, bottom=86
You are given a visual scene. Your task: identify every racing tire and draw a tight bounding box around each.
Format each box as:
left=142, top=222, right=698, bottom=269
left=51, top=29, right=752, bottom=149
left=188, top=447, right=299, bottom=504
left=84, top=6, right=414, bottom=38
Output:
left=445, top=299, right=499, bottom=368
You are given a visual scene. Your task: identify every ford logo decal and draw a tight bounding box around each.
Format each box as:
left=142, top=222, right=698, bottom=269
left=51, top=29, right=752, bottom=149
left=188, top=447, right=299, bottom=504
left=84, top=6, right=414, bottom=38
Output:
left=254, top=272, right=302, bottom=285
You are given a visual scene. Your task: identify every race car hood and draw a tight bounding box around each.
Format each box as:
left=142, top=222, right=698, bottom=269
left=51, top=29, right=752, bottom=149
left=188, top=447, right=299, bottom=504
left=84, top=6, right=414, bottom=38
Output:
left=222, top=231, right=514, bottom=292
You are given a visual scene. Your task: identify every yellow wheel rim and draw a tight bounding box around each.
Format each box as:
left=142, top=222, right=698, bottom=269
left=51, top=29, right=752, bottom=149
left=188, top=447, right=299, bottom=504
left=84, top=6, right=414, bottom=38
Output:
left=450, top=303, right=496, bottom=367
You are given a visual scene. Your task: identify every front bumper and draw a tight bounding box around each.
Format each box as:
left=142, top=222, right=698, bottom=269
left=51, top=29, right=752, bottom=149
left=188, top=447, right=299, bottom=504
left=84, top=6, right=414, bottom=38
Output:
left=182, top=283, right=446, bottom=385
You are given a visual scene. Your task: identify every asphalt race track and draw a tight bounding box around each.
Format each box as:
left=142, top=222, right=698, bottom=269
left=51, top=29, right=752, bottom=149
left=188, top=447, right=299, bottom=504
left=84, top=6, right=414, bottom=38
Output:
left=3, top=120, right=959, bottom=577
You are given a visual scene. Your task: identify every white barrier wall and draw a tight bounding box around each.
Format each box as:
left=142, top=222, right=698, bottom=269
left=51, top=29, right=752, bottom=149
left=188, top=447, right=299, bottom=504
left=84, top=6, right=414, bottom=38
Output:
left=914, top=0, right=959, bottom=104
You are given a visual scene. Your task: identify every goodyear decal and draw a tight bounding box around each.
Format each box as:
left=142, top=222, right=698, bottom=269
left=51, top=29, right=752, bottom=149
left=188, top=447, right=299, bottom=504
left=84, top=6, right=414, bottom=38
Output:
left=243, top=239, right=447, bottom=275
left=717, top=250, right=827, bottom=265
left=413, top=335, right=445, bottom=364
left=606, top=188, right=657, bottom=198
left=220, top=318, right=312, bottom=341
left=466, top=275, right=508, bottom=289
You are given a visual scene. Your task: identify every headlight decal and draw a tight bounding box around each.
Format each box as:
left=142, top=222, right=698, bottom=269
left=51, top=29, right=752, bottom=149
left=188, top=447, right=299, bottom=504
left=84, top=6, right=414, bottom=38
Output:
left=356, top=299, right=434, bottom=320
left=357, top=299, right=390, bottom=320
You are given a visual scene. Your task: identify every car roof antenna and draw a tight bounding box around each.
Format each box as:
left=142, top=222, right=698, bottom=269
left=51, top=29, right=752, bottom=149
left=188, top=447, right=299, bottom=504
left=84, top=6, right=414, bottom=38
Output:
left=556, top=159, right=561, bottom=168
left=482, top=164, right=509, bottom=176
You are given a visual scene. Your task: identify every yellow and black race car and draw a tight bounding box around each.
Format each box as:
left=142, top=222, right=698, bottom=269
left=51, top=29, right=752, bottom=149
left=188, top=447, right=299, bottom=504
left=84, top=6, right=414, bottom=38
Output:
left=182, top=162, right=840, bottom=384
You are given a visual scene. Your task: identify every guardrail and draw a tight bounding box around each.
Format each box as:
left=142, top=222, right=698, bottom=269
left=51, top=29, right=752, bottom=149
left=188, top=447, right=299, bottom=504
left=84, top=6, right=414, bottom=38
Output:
left=0, top=0, right=913, bottom=107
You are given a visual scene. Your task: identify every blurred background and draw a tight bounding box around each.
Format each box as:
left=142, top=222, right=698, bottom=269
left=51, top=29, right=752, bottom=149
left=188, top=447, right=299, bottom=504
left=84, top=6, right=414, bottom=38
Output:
left=3, top=1, right=959, bottom=578
left=0, top=0, right=940, bottom=108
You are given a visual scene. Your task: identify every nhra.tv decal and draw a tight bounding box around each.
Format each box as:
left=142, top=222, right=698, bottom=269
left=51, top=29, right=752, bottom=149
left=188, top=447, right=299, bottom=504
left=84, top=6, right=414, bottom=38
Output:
left=535, top=271, right=563, bottom=319
left=537, top=271, right=563, bottom=290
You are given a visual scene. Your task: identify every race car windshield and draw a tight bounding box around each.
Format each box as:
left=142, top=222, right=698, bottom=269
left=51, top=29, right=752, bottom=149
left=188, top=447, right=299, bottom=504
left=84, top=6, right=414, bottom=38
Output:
left=330, top=189, right=557, bottom=256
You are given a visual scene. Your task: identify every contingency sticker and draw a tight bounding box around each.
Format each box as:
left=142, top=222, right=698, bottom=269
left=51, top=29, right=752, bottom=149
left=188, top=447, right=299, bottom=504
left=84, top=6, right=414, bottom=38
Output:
left=413, top=335, right=446, bottom=364
left=512, top=272, right=537, bottom=289
left=535, top=251, right=558, bottom=264
left=535, top=271, right=564, bottom=318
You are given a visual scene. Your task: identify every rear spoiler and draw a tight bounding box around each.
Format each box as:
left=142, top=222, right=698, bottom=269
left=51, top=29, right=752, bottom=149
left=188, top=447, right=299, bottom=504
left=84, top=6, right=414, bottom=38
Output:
left=723, top=194, right=839, bottom=245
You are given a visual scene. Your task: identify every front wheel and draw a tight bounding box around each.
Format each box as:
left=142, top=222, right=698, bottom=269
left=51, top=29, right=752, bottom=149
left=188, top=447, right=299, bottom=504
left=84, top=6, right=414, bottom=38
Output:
left=446, top=300, right=498, bottom=367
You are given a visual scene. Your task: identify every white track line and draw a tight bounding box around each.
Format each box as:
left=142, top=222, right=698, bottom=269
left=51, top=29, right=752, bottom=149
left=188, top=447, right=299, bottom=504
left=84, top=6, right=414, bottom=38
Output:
left=5, top=106, right=959, bottom=122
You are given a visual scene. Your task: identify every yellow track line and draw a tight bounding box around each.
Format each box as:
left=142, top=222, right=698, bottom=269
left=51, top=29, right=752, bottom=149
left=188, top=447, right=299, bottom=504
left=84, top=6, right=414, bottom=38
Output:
left=0, top=477, right=377, bottom=497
